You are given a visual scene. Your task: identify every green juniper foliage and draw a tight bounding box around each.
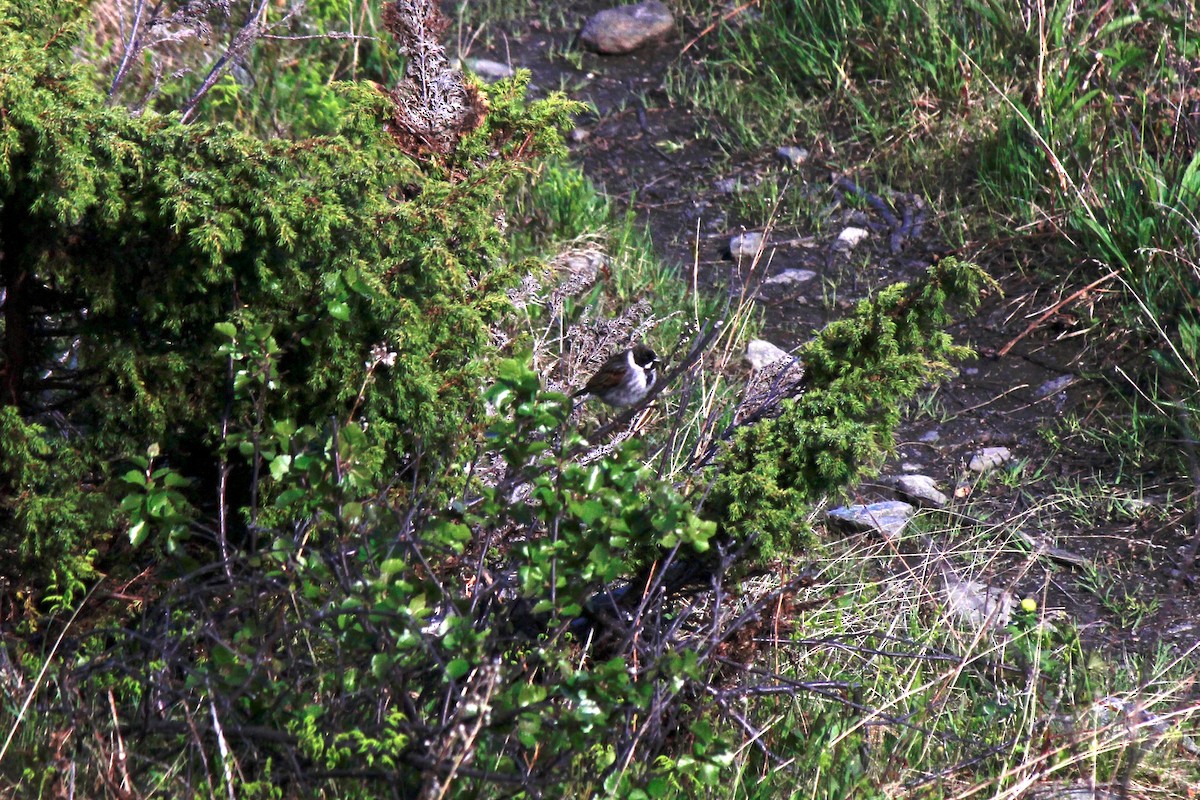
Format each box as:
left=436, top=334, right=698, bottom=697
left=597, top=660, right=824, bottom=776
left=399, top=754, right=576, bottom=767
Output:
left=710, top=257, right=990, bottom=555
left=0, top=0, right=575, bottom=587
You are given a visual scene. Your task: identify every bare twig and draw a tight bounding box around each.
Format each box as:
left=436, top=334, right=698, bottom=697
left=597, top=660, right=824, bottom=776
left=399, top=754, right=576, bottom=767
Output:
left=108, top=0, right=164, bottom=100
left=258, top=32, right=377, bottom=41
left=680, top=0, right=761, bottom=55
left=997, top=270, right=1119, bottom=357
left=180, top=0, right=276, bottom=124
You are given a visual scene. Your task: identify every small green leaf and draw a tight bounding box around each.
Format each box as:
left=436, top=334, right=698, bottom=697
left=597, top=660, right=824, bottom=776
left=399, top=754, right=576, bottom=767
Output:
left=327, top=300, right=351, bottom=321
left=121, top=469, right=147, bottom=487
left=275, top=487, right=306, bottom=507
left=162, top=472, right=191, bottom=488
left=446, top=658, right=471, bottom=680
left=269, top=454, right=292, bottom=480
left=370, top=653, right=392, bottom=678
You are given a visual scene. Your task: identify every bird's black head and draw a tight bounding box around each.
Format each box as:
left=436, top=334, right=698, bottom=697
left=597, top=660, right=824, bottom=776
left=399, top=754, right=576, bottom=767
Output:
left=631, top=344, right=659, bottom=369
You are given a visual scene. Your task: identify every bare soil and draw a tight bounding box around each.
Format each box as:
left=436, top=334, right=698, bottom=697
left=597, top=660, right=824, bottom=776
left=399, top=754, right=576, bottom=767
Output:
left=465, top=4, right=1200, bottom=657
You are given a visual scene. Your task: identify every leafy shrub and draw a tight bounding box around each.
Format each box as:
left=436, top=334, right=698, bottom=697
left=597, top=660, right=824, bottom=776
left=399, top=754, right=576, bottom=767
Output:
left=0, top=0, right=575, bottom=590
left=13, top=360, right=732, bottom=797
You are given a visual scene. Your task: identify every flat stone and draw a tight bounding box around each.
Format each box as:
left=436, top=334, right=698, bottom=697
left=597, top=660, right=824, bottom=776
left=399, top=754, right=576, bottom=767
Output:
left=918, top=429, right=941, bottom=443
left=776, top=146, right=809, bottom=167
left=569, top=127, right=591, bottom=143
left=744, top=339, right=790, bottom=370
left=729, top=231, right=764, bottom=259
left=834, top=226, right=869, bottom=251
left=826, top=501, right=914, bottom=539
left=894, top=474, right=949, bottom=508
left=464, top=58, right=514, bottom=82
left=763, top=268, right=816, bottom=286
left=967, top=446, right=1012, bottom=473
left=579, top=1, right=674, bottom=55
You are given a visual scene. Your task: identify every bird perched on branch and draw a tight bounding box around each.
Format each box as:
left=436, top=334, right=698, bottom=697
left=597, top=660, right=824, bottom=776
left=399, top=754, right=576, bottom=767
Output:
left=573, top=344, right=660, bottom=408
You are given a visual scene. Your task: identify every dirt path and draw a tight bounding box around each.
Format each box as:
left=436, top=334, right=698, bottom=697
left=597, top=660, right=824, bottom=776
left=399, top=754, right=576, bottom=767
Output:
left=467, top=7, right=1199, bottom=655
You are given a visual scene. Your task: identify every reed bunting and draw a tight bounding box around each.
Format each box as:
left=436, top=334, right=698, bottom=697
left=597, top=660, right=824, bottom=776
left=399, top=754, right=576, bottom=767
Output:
left=573, top=344, right=660, bottom=407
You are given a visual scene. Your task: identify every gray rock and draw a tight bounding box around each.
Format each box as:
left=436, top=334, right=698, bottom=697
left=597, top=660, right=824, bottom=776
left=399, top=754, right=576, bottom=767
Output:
left=918, top=429, right=941, bottom=443
left=714, top=177, right=745, bottom=195
left=894, top=474, right=949, bottom=508
left=579, top=1, right=674, bottom=55
left=967, top=446, right=1012, bottom=473
left=1036, top=374, right=1074, bottom=398
left=729, top=231, right=764, bottom=259
left=834, top=226, right=869, bottom=251
left=569, top=127, right=591, bottom=143
left=826, top=501, right=914, bottom=539
left=745, top=339, right=790, bottom=370
left=464, top=58, right=515, bottom=82
left=776, top=146, right=809, bottom=167
left=940, top=565, right=1013, bottom=630
left=763, top=268, right=816, bottom=286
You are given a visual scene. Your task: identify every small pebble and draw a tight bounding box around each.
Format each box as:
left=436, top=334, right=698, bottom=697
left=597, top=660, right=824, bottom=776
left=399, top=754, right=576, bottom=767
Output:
left=730, top=231, right=765, bottom=259
left=464, top=58, right=515, bottom=82
left=894, top=474, right=949, bottom=508
left=1036, top=374, right=1074, bottom=398
left=834, top=227, right=869, bottom=251
left=776, top=146, right=810, bottom=168
left=968, top=446, right=1012, bottom=473
left=714, top=178, right=744, bottom=194
left=764, top=269, right=817, bottom=286
left=745, top=339, right=790, bottom=370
